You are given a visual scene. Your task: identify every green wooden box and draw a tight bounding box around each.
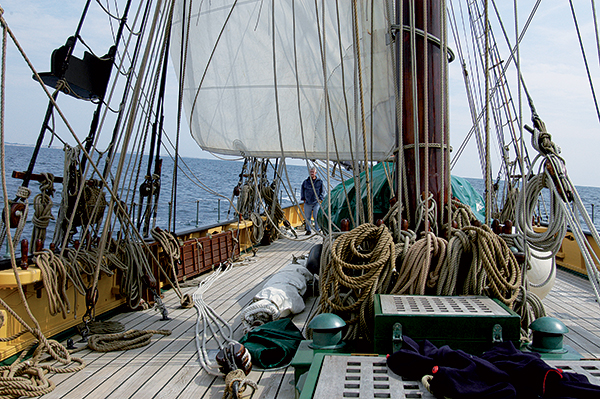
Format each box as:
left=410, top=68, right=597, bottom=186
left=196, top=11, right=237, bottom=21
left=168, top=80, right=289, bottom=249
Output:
left=373, top=295, right=520, bottom=355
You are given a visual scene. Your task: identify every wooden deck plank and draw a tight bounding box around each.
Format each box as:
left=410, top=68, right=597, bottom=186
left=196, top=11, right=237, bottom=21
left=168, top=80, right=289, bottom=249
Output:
left=542, top=268, right=600, bottom=358
left=87, top=250, right=301, bottom=398
left=100, top=237, right=317, bottom=399
left=42, top=237, right=313, bottom=395
left=36, top=235, right=600, bottom=399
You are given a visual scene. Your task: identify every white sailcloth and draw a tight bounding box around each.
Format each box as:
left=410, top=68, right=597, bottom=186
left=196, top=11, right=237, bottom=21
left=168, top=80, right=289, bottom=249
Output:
left=171, top=0, right=395, bottom=160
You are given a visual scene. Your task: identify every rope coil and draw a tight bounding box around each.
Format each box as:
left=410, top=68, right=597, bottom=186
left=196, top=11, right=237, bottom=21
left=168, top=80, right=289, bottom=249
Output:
left=319, top=224, right=395, bottom=340
left=86, top=329, right=171, bottom=352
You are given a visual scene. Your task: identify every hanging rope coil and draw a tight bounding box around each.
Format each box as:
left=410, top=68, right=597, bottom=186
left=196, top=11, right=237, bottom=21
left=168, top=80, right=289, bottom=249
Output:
left=31, top=173, right=55, bottom=248
left=52, top=145, right=79, bottom=246
left=390, top=232, right=447, bottom=295
left=34, top=249, right=71, bottom=318
left=319, top=224, right=395, bottom=340
left=438, top=229, right=471, bottom=295
left=237, top=184, right=254, bottom=218
left=414, top=192, right=438, bottom=235
left=461, top=225, right=521, bottom=307
left=451, top=199, right=479, bottom=229
left=394, top=229, right=417, bottom=270
left=498, top=185, right=519, bottom=223
left=249, top=212, right=264, bottom=245
left=513, top=171, right=566, bottom=258
left=150, top=227, right=192, bottom=308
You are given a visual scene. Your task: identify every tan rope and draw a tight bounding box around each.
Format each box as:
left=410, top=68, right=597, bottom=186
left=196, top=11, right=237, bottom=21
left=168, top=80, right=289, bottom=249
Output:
left=34, top=250, right=71, bottom=318
left=319, top=224, right=395, bottom=340
left=0, top=339, right=84, bottom=399
left=451, top=198, right=479, bottom=229
left=391, top=232, right=447, bottom=295
left=86, top=329, right=171, bottom=352
left=462, top=225, right=522, bottom=306
left=151, top=227, right=192, bottom=308
left=351, top=0, right=372, bottom=224
left=31, top=173, right=55, bottom=248
left=222, top=369, right=257, bottom=399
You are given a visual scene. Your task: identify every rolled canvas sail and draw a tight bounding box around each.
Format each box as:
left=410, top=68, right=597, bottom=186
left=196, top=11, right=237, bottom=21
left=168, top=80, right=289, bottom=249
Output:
left=170, top=0, right=395, bottom=160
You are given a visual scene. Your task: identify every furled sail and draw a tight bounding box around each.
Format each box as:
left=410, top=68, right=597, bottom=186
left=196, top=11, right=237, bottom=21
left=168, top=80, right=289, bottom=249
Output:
left=171, top=0, right=395, bottom=160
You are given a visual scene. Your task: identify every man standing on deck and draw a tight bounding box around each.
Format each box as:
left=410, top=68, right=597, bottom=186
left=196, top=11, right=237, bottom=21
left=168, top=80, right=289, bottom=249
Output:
left=301, top=167, right=324, bottom=235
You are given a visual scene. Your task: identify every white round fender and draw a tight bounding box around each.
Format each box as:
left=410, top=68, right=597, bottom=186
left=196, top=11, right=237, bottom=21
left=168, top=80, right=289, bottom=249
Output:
left=527, top=248, right=556, bottom=299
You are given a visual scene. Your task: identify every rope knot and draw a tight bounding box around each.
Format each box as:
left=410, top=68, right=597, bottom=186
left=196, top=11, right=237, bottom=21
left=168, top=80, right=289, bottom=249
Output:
left=223, top=369, right=258, bottom=399
left=16, top=186, right=31, bottom=199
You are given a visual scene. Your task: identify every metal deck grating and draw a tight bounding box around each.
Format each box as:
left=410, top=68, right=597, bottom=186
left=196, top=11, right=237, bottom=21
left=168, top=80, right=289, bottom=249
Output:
left=312, top=355, right=435, bottom=399
left=379, top=295, right=509, bottom=316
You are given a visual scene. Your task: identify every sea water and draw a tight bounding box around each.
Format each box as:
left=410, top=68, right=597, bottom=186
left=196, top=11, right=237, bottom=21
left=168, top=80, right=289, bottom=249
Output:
left=0, top=144, right=310, bottom=249
left=2, top=143, right=600, bottom=253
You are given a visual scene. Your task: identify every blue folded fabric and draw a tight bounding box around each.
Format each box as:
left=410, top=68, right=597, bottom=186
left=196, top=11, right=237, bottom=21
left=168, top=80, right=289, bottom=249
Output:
left=386, top=336, right=600, bottom=398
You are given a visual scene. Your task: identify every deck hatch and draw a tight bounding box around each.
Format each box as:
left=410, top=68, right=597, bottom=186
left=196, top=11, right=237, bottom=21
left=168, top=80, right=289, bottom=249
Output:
left=379, top=295, right=509, bottom=316
left=312, top=355, right=435, bottom=399
left=374, top=294, right=521, bottom=355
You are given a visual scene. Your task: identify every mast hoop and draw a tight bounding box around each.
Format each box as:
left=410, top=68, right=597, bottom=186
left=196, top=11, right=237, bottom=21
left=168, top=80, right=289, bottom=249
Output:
left=403, top=143, right=452, bottom=151
left=390, top=24, right=455, bottom=62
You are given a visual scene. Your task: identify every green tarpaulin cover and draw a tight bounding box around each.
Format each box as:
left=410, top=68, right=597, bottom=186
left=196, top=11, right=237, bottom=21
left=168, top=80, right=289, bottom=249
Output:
left=317, top=163, right=485, bottom=230
left=239, top=318, right=304, bottom=369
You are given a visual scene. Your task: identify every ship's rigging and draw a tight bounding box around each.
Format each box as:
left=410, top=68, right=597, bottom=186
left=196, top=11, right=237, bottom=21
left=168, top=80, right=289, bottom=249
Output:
left=1, top=0, right=600, bottom=396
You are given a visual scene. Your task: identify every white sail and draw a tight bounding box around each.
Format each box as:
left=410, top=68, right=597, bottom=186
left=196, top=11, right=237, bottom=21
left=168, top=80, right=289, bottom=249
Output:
left=171, top=0, right=395, bottom=160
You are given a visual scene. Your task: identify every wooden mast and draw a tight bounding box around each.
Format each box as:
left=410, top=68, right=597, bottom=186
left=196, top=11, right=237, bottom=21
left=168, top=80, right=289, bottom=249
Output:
left=399, top=0, right=449, bottom=233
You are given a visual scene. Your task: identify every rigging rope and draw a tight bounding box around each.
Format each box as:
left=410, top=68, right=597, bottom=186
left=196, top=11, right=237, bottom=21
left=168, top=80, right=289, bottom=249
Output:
left=31, top=173, right=55, bottom=249
left=151, top=227, right=192, bottom=308
left=193, top=262, right=248, bottom=376
left=34, top=249, right=71, bottom=318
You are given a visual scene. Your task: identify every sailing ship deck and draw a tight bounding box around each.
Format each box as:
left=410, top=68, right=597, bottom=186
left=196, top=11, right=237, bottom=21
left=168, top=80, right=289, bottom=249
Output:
left=39, top=236, right=600, bottom=399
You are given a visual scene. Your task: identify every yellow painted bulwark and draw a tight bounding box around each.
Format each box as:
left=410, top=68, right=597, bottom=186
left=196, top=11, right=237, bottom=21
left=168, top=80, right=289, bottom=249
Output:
left=0, top=267, right=42, bottom=287
left=0, top=272, right=125, bottom=361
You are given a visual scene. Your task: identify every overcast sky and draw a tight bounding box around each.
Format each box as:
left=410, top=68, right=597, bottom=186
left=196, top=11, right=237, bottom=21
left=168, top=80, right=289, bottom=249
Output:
left=2, top=1, right=600, bottom=187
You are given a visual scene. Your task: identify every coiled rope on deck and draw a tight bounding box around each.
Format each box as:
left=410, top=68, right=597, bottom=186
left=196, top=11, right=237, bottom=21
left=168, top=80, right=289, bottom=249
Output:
left=460, top=225, right=521, bottom=307
left=319, top=224, right=395, bottom=340
left=86, top=329, right=171, bottom=352
left=222, top=369, right=257, bottom=399
left=390, top=232, right=447, bottom=295
left=0, top=339, right=84, bottom=399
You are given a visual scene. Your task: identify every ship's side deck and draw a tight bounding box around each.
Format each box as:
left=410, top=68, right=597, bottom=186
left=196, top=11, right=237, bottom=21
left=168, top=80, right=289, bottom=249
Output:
left=38, top=236, right=600, bottom=399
